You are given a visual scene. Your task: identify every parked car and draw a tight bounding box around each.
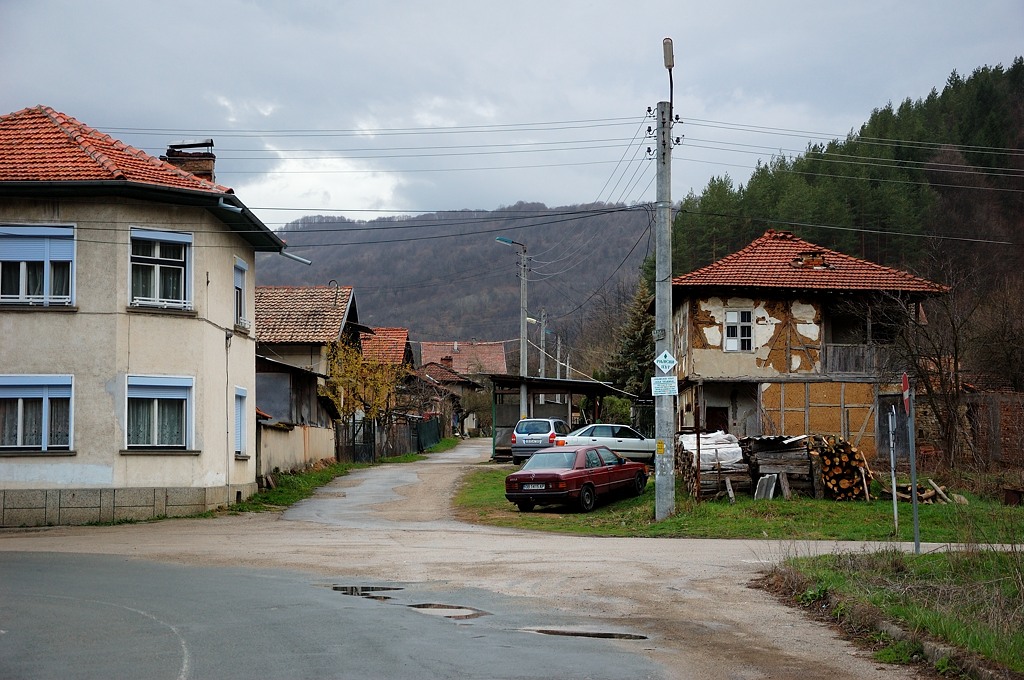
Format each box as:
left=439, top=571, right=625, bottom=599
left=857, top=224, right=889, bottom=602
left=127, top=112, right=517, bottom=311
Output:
left=510, top=417, right=572, bottom=465
left=557, top=423, right=656, bottom=463
left=504, top=444, right=648, bottom=512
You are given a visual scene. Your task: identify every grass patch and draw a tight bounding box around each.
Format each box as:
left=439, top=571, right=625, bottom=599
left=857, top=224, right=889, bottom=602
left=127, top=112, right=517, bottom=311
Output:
left=454, top=464, right=1023, bottom=543
left=770, top=545, right=1024, bottom=674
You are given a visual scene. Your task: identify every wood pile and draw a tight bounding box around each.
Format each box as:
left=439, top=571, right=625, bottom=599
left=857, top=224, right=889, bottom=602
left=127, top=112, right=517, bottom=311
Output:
left=876, top=477, right=966, bottom=505
left=744, top=435, right=818, bottom=499
left=810, top=435, right=871, bottom=501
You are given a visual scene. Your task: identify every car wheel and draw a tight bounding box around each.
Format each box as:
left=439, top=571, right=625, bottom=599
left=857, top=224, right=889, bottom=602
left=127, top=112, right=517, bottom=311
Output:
left=579, top=484, right=596, bottom=512
left=512, top=456, right=522, bottom=466
left=633, top=472, right=647, bottom=496
left=517, top=502, right=535, bottom=512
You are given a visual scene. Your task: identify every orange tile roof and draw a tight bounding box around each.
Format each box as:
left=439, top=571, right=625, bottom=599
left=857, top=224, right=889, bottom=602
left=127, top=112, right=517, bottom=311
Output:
left=419, top=340, right=508, bottom=375
left=361, top=327, right=410, bottom=364
left=255, top=286, right=354, bottom=344
left=672, top=230, right=947, bottom=294
left=0, top=105, right=232, bottom=193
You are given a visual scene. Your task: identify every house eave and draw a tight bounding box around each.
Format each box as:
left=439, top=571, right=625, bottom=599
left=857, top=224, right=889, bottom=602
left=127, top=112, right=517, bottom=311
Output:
left=0, top=180, right=284, bottom=252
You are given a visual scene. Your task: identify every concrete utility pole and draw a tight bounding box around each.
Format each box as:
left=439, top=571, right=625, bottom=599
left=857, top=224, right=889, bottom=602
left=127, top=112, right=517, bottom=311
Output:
left=496, top=237, right=529, bottom=417
left=654, top=38, right=677, bottom=521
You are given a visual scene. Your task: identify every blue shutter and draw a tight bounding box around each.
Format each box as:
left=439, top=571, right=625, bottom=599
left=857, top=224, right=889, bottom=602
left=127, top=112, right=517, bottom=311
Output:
left=127, top=376, right=192, bottom=399
left=0, top=227, right=74, bottom=261
left=0, top=375, right=72, bottom=398
left=234, top=387, right=247, bottom=452
left=130, top=228, right=193, bottom=245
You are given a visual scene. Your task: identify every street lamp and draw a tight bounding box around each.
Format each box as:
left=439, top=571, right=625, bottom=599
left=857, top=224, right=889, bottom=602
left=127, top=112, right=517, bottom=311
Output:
left=496, top=236, right=529, bottom=417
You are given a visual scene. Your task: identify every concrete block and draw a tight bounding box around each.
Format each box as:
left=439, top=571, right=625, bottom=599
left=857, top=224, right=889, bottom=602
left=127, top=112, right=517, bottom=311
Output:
left=45, top=490, right=59, bottom=524
left=4, top=489, right=46, bottom=508
left=61, top=488, right=102, bottom=508
left=115, top=488, right=156, bottom=508
left=60, top=507, right=103, bottom=525
left=166, top=487, right=206, bottom=507
left=165, top=504, right=204, bottom=518
left=4, top=508, right=47, bottom=527
left=100, top=489, right=115, bottom=523
left=113, top=506, right=155, bottom=523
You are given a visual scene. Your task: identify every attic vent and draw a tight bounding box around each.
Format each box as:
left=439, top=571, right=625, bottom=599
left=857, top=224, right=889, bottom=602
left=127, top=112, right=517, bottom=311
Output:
left=791, top=251, right=829, bottom=269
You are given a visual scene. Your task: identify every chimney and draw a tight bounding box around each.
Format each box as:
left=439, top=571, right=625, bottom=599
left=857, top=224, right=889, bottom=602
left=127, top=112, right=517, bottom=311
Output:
left=161, top=138, right=216, bottom=182
left=441, top=356, right=453, bottom=368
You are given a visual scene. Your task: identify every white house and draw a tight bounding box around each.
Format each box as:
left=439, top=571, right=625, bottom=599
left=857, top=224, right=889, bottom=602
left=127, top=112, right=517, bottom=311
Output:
left=0, top=105, right=288, bottom=525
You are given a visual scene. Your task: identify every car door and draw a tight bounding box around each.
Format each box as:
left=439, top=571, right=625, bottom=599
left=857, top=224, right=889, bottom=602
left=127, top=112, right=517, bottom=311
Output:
left=596, top=446, right=632, bottom=490
left=584, top=447, right=610, bottom=495
left=610, top=426, right=652, bottom=459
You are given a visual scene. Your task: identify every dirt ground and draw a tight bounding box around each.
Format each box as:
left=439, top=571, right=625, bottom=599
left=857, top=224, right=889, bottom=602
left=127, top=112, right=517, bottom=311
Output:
left=0, top=441, right=931, bottom=680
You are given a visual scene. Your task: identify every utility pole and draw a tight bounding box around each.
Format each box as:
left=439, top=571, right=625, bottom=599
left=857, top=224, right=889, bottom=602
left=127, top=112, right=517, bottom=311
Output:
left=496, top=236, right=529, bottom=418
left=539, top=308, right=547, bottom=404
left=654, top=38, right=677, bottom=521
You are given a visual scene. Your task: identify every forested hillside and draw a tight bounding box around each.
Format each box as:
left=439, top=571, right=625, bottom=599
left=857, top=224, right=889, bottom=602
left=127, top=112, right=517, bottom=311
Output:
left=256, top=202, right=652, bottom=345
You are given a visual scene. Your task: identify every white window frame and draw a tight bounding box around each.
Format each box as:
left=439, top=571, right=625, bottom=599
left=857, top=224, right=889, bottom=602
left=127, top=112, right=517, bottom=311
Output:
left=234, top=387, right=247, bottom=454
left=0, top=375, right=73, bottom=451
left=724, top=310, right=754, bottom=352
left=126, top=375, right=194, bottom=449
left=129, top=228, right=193, bottom=310
left=233, top=257, right=250, bottom=329
left=0, top=226, right=75, bottom=306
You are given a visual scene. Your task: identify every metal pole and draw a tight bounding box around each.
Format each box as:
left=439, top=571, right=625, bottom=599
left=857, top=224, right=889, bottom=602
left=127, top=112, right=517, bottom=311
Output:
left=538, top=309, right=546, bottom=405
left=908, top=385, right=920, bottom=554
left=654, top=91, right=676, bottom=519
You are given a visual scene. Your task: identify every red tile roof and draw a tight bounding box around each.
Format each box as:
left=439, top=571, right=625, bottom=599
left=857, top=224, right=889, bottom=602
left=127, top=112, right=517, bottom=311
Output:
left=419, top=340, right=508, bottom=375
left=672, top=230, right=947, bottom=294
left=0, top=105, right=231, bottom=193
left=361, top=327, right=410, bottom=364
left=255, top=286, right=354, bottom=344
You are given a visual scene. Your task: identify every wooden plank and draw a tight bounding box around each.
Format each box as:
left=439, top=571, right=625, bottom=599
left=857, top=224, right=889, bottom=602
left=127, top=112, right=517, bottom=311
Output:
left=725, top=477, right=735, bottom=503
left=778, top=472, right=792, bottom=500
left=860, top=467, right=871, bottom=501
left=758, top=464, right=810, bottom=475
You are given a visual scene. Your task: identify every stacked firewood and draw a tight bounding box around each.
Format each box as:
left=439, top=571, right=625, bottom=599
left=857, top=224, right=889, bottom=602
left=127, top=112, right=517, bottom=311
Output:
left=810, top=435, right=872, bottom=501
left=877, top=478, right=965, bottom=505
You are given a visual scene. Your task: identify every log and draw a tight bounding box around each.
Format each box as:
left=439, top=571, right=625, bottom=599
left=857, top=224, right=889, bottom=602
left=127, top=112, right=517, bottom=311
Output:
left=928, top=479, right=952, bottom=504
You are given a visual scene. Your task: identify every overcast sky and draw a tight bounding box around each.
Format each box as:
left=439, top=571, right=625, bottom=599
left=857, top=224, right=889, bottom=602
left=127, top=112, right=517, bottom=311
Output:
left=2, top=1, right=1020, bottom=230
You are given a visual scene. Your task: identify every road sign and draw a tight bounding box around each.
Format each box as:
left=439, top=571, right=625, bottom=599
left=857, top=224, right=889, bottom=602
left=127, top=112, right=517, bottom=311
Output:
left=651, top=376, right=678, bottom=396
left=902, top=372, right=911, bottom=414
left=653, top=350, right=677, bottom=374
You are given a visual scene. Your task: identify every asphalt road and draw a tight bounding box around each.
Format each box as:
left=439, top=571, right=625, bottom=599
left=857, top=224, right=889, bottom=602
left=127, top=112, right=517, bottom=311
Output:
left=0, top=439, right=932, bottom=679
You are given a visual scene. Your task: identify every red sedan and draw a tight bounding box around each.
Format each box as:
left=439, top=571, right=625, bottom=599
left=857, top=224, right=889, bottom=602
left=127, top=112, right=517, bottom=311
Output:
left=504, top=444, right=648, bottom=512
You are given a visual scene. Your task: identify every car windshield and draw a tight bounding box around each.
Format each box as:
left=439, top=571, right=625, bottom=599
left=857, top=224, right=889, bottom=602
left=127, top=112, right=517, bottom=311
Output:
left=521, top=451, right=576, bottom=470
left=517, top=421, right=552, bottom=435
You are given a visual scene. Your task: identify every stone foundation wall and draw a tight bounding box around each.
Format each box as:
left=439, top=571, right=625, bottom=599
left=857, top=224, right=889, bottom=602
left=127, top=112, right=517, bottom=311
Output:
left=0, top=483, right=257, bottom=527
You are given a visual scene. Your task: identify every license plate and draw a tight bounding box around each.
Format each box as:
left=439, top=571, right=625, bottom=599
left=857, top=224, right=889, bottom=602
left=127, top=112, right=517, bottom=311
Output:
left=522, top=483, right=546, bottom=490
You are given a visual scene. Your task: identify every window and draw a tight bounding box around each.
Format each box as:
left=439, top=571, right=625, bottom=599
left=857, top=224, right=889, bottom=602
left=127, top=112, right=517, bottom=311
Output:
left=130, top=229, right=192, bottom=309
left=724, top=310, right=753, bottom=352
left=233, top=257, right=249, bottom=328
left=126, top=376, right=193, bottom=448
left=0, top=226, right=74, bottom=306
left=234, top=387, right=247, bottom=454
left=0, top=375, right=72, bottom=451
